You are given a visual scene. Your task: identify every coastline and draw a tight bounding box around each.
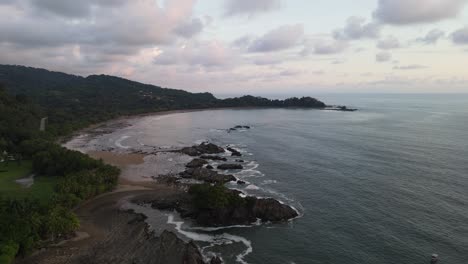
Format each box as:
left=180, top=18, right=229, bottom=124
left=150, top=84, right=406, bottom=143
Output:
left=25, top=108, right=301, bottom=263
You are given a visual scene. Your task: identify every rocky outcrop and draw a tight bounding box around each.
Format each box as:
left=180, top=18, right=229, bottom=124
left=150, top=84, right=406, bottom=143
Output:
left=210, top=256, right=223, bottom=264
left=180, top=168, right=236, bottom=184
left=148, top=190, right=298, bottom=227
left=228, top=125, right=251, bottom=132
left=252, top=198, right=298, bottom=222
left=186, top=158, right=208, bottom=168
left=157, top=230, right=205, bottom=264
left=181, top=143, right=225, bottom=157
left=217, top=164, right=243, bottom=170
left=42, top=211, right=210, bottom=264
left=200, top=155, right=227, bottom=161
left=226, top=147, right=242, bottom=157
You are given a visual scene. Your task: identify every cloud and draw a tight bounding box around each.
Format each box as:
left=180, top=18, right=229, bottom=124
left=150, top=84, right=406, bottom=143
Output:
left=0, top=0, right=205, bottom=69
left=312, top=40, right=348, bottom=54
left=174, top=18, right=204, bottom=38
left=374, top=0, right=468, bottom=25
left=333, top=16, right=381, bottom=40
left=393, top=64, right=428, bottom=70
left=248, top=24, right=304, bottom=52
left=377, top=36, right=400, bottom=49
left=224, top=0, right=281, bottom=17
left=376, top=51, right=392, bottom=62
left=154, top=40, right=238, bottom=69
left=416, top=29, right=445, bottom=44
left=452, top=26, right=468, bottom=44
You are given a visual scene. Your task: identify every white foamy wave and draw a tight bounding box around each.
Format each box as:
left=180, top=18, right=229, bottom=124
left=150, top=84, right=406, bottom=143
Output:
left=245, top=184, right=260, bottom=190
left=224, top=233, right=252, bottom=264
left=167, top=214, right=214, bottom=242
left=115, top=135, right=131, bottom=149
left=261, top=180, right=277, bottom=185
left=167, top=214, right=253, bottom=264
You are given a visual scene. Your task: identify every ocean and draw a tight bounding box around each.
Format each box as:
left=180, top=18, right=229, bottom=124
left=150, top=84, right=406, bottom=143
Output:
left=82, top=94, right=468, bottom=264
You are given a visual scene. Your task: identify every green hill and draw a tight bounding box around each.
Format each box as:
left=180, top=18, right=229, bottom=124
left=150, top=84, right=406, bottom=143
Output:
left=0, top=64, right=326, bottom=136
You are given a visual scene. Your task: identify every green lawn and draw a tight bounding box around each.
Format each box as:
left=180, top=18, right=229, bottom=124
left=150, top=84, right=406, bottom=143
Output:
left=0, top=161, right=57, bottom=203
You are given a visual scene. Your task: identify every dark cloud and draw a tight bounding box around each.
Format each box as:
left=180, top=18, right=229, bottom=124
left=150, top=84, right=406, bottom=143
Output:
left=30, top=0, right=126, bottom=18
left=416, top=29, right=445, bottom=44
left=224, top=0, right=281, bottom=17
left=452, top=26, right=468, bottom=44
left=374, top=0, right=467, bottom=25
left=333, top=17, right=381, bottom=40
left=248, top=24, right=304, bottom=52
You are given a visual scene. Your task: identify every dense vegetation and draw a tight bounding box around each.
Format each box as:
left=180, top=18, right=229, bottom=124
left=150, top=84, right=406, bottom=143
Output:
left=0, top=86, right=119, bottom=263
left=189, top=184, right=245, bottom=210
left=0, top=64, right=326, bottom=137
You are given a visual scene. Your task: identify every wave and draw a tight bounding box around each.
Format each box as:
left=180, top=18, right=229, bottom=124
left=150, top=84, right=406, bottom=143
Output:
left=115, top=135, right=131, bottom=149
left=167, top=214, right=254, bottom=264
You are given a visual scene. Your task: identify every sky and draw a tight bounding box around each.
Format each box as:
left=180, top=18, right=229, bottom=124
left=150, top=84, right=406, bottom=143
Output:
left=1, top=0, right=468, bottom=95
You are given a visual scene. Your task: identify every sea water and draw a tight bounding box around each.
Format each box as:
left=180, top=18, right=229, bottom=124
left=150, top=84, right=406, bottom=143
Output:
left=85, top=94, right=468, bottom=264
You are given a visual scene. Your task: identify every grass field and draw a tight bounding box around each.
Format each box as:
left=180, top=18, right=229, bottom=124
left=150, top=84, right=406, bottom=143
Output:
left=0, top=161, right=57, bottom=203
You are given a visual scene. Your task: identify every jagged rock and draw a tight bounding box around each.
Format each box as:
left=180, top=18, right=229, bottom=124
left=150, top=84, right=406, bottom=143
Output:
left=227, top=147, right=242, bottom=157
left=235, top=159, right=244, bottom=163
left=205, top=165, right=214, bottom=169
left=237, top=180, right=246, bottom=185
left=180, top=147, right=199, bottom=156
left=252, top=198, right=298, bottom=222
left=234, top=125, right=250, bottom=129
left=200, top=155, right=227, bottom=161
left=210, top=256, right=223, bottom=264
left=180, top=168, right=235, bottom=184
left=186, top=158, right=208, bottom=168
left=158, top=230, right=205, bottom=264
left=145, top=190, right=298, bottom=227
left=181, top=143, right=225, bottom=156
left=217, top=164, right=243, bottom=170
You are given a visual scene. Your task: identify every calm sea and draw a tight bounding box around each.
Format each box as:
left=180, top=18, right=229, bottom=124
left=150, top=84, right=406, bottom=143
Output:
left=89, top=94, right=468, bottom=264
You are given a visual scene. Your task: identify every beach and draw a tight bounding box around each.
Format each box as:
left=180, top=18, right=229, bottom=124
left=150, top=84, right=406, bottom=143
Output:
left=18, top=113, right=209, bottom=264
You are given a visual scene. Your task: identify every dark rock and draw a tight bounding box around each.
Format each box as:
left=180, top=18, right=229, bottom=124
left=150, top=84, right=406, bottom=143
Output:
left=200, top=155, right=227, bottom=161
left=180, top=168, right=235, bottom=184
left=197, top=143, right=225, bottom=154
left=146, top=188, right=298, bottom=227
left=186, top=158, right=208, bottom=168
left=234, top=125, right=250, bottom=129
left=180, top=147, right=200, bottom=156
left=252, top=198, right=298, bottom=222
left=158, top=230, right=206, bottom=264
left=210, top=256, right=223, bottom=264
left=227, top=147, right=242, bottom=157
left=181, top=143, right=225, bottom=156
left=235, top=159, right=244, bottom=163
left=205, top=165, right=214, bottom=169
left=217, top=164, right=243, bottom=170
left=237, top=180, right=246, bottom=185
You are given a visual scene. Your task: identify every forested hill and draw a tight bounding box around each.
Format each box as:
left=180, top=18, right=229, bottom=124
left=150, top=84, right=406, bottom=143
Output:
left=0, top=64, right=326, bottom=136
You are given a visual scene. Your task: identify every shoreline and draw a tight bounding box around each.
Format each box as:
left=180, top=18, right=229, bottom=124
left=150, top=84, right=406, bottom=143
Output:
left=59, top=105, right=337, bottom=144
left=34, top=108, right=301, bottom=263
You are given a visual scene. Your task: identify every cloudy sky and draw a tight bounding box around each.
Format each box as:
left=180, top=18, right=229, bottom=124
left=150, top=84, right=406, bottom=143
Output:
left=1, top=0, right=468, bottom=95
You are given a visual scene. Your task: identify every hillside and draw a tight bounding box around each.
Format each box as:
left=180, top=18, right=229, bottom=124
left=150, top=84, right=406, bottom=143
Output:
left=0, top=64, right=326, bottom=136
